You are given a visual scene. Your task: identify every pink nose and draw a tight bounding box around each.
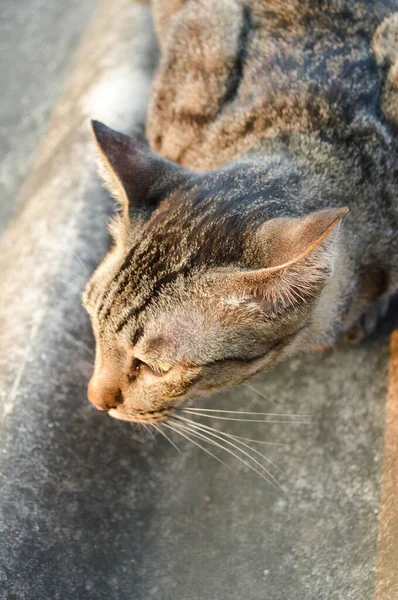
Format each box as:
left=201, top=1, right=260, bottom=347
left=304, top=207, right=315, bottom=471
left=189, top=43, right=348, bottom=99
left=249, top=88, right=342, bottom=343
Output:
left=87, top=378, right=119, bottom=411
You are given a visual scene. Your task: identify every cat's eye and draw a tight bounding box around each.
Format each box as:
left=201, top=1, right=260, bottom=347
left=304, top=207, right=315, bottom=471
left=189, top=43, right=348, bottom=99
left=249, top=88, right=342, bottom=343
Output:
left=128, top=357, right=171, bottom=381
left=132, top=357, right=143, bottom=373
left=128, top=357, right=145, bottom=381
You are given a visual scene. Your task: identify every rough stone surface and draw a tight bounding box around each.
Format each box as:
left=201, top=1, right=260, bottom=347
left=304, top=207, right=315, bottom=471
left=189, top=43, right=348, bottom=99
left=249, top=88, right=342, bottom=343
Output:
left=0, top=2, right=392, bottom=599
left=0, top=0, right=96, bottom=234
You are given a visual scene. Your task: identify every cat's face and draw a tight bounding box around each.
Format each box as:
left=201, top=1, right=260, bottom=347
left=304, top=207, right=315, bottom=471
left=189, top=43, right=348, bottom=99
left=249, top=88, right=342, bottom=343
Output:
left=83, top=122, right=347, bottom=423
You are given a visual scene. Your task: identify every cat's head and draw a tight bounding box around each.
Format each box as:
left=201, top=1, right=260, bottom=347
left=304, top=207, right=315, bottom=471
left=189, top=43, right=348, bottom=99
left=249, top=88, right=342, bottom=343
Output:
left=83, top=121, right=347, bottom=423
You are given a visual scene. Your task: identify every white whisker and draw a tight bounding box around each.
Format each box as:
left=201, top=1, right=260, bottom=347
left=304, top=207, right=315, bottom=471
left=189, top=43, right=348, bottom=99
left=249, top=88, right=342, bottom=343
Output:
left=57, top=278, right=83, bottom=291
left=220, top=434, right=288, bottom=447
left=172, top=417, right=281, bottom=487
left=171, top=420, right=280, bottom=489
left=243, top=382, right=274, bottom=403
left=179, top=409, right=314, bottom=424
left=182, top=407, right=312, bottom=418
left=163, top=422, right=230, bottom=470
left=173, top=415, right=284, bottom=474
left=73, top=252, right=89, bottom=274
left=143, top=423, right=157, bottom=443
left=152, top=423, right=182, bottom=455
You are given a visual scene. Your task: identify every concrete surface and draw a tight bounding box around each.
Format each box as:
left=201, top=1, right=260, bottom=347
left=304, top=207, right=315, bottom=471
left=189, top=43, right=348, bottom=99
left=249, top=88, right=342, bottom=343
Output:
left=0, top=0, right=96, bottom=234
left=0, top=1, right=394, bottom=599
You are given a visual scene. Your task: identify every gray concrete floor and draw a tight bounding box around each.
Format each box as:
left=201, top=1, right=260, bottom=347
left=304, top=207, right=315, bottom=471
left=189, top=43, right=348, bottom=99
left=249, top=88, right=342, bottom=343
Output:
left=0, top=0, right=96, bottom=233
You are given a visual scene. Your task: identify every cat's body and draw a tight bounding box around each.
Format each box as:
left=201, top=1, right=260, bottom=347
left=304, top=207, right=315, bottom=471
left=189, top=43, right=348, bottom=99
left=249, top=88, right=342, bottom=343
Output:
left=83, top=1, right=398, bottom=421
left=149, top=0, right=398, bottom=337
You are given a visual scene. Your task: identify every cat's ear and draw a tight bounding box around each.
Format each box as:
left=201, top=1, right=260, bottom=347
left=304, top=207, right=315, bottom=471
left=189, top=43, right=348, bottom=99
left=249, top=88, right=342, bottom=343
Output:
left=91, top=120, right=193, bottom=214
left=223, top=208, right=349, bottom=312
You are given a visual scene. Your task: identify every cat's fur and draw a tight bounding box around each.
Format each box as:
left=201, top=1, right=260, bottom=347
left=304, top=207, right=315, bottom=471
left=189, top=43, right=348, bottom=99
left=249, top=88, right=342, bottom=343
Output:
left=83, top=0, right=398, bottom=422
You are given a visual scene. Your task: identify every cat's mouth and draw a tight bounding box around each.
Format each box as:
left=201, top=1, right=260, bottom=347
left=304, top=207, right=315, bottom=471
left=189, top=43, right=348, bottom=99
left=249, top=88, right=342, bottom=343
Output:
left=107, top=406, right=175, bottom=423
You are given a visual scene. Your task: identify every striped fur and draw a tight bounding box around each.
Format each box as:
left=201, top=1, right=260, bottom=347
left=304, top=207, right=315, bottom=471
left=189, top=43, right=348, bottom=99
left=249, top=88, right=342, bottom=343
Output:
left=83, top=1, right=398, bottom=421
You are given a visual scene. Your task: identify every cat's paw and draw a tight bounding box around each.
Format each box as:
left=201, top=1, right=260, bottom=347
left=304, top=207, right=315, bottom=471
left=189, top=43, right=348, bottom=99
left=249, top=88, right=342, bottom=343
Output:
left=344, top=297, right=391, bottom=344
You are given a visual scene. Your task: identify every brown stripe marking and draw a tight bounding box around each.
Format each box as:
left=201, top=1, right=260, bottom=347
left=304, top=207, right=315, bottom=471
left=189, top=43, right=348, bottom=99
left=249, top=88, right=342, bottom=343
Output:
left=374, top=329, right=398, bottom=600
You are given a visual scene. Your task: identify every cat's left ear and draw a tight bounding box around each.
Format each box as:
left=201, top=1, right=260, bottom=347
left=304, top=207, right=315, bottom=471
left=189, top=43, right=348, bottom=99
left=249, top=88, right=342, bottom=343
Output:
left=221, top=207, right=349, bottom=313
left=91, top=120, right=193, bottom=215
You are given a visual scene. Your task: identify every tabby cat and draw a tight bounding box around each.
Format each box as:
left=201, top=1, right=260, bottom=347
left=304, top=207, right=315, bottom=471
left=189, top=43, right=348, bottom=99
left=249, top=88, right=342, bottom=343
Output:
left=83, top=0, right=398, bottom=422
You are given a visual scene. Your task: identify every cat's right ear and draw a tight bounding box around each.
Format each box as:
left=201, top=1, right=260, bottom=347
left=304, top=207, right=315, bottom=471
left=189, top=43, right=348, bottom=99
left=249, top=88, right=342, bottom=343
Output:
left=91, top=120, right=193, bottom=215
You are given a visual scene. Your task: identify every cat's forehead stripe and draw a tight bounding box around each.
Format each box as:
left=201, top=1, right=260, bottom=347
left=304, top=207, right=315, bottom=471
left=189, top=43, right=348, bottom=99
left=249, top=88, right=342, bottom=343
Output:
left=99, top=244, right=173, bottom=329
left=114, top=264, right=192, bottom=333
left=94, top=168, right=297, bottom=336
left=96, top=241, right=151, bottom=320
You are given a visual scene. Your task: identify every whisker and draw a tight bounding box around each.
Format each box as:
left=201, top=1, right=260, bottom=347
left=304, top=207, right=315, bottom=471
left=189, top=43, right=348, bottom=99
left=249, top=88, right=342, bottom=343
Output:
left=73, top=252, right=89, bottom=274
left=152, top=422, right=182, bottom=455
left=176, top=415, right=289, bottom=446
left=57, top=278, right=83, bottom=291
left=172, top=425, right=281, bottom=489
left=173, top=415, right=284, bottom=474
left=168, top=420, right=267, bottom=476
left=171, top=420, right=280, bottom=489
left=179, top=410, right=314, bottom=424
left=172, top=417, right=281, bottom=487
left=182, top=407, right=312, bottom=418
left=219, top=434, right=288, bottom=447
left=163, top=422, right=230, bottom=469
left=243, top=382, right=274, bottom=403
left=128, top=422, right=147, bottom=441
left=142, top=423, right=157, bottom=443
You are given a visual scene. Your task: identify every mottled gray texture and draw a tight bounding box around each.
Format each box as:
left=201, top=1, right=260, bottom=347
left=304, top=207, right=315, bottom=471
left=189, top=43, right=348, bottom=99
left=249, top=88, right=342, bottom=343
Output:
left=0, top=329, right=389, bottom=600
left=0, top=0, right=96, bottom=233
left=0, top=2, right=390, bottom=599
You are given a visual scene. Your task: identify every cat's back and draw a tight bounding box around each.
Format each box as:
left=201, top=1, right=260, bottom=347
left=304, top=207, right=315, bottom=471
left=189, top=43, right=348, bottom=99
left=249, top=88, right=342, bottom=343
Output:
left=148, top=0, right=398, bottom=170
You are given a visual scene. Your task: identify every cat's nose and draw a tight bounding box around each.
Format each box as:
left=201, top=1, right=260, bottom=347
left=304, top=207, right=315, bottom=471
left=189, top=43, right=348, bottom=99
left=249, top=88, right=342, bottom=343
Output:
left=87, top=377, right=121, bottom=411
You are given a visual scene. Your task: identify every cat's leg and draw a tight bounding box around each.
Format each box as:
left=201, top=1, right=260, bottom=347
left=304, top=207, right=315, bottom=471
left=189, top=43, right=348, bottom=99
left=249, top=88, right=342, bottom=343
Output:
left=373, top=14, right=398, bottom=127
left=146, top=0, right=243, bottom=167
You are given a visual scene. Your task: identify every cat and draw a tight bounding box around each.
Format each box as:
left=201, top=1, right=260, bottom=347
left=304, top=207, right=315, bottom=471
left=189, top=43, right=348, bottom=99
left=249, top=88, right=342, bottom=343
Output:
left=83, top=0, right=398, bottom=423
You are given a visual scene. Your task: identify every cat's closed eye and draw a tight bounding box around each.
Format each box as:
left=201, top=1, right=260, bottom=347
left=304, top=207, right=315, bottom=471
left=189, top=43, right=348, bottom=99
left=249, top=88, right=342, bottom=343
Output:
left=127, top=357, right=144, bottom=381
left=129, top=357, right=173, bottom=380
